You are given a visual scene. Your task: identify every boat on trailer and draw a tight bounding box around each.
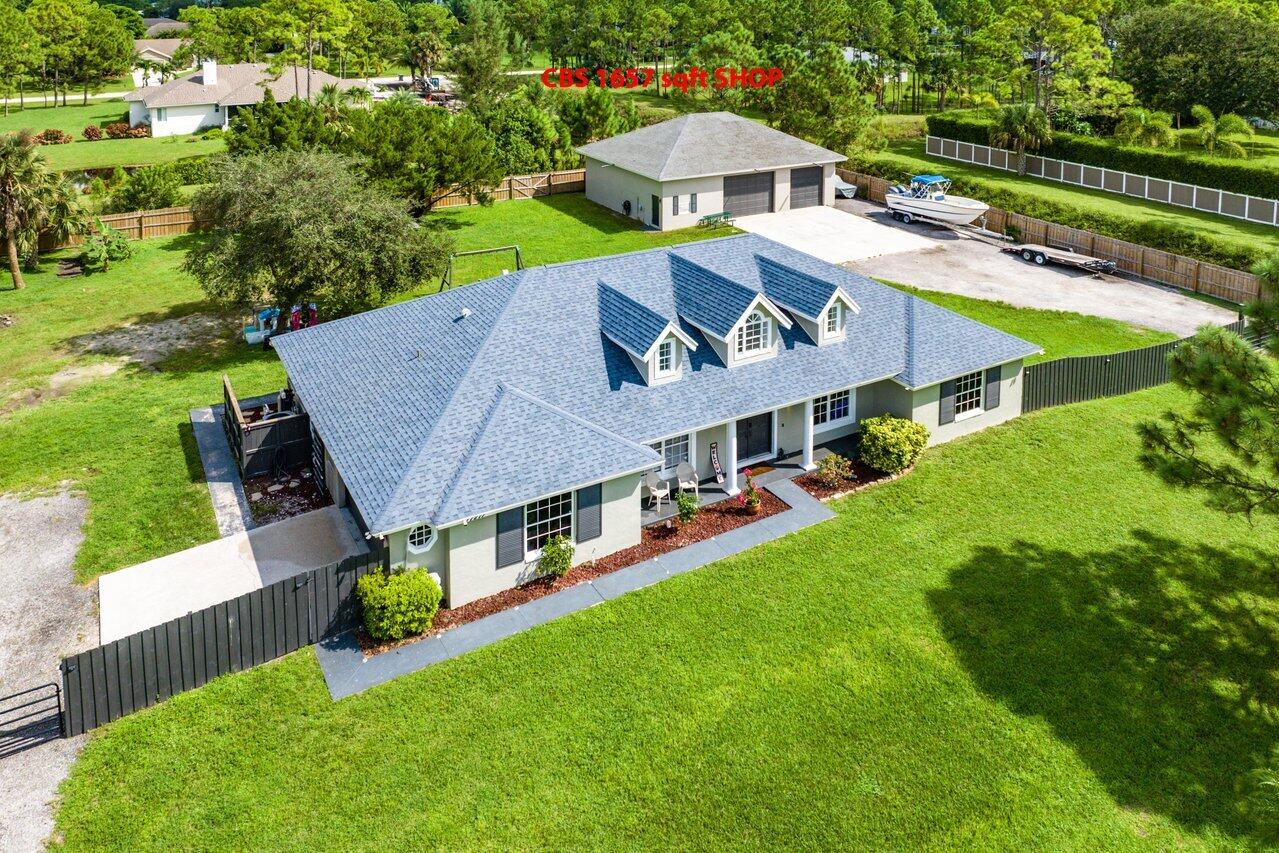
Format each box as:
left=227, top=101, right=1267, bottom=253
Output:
left=886, top=174, right=989, bottom=226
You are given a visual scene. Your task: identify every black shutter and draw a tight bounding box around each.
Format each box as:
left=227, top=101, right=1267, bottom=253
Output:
left=496, top=507, right=523, bottom=569
left=576, top=483, right=602, bottom=542
left=938, top=379, right=956, bottom=425
left=985, top=366, right=1001, bottom=410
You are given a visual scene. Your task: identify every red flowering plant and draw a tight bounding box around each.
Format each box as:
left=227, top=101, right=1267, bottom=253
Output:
left=736, top=468, right=762, bottom=513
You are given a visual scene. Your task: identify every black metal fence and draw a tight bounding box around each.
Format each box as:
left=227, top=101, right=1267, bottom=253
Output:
left=60, top=550, right=383, bottom=737
left=0, top=682, right=63, bottom=756
left=1022, top=318, right=1251, bottom=412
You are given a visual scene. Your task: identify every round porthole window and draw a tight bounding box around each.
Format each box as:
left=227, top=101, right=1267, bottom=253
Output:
left=406, top=523, right=436, bottom=553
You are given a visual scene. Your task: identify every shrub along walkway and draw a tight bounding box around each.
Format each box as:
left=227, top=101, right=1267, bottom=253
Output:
left=316, top=479, right=833, bottom=700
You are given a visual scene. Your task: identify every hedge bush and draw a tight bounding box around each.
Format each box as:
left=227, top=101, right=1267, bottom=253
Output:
left=539, top=534, right=574, bottom=578
left=104, top=122, right=130, bottom=139
left=37, top=128, right=72, bottom=145
left=169, top=155, right=213, bottom=185
left=82, top=125, right=103, bottom=141
left=926, top=111, right=1279, bottom=199
left=356, top=568, right=442, bottom=641
left=859, top=414, right=929, bottom=475
left=850, top=154, right=1264, bottom=271
left=106, top=163, right=182, bottom=213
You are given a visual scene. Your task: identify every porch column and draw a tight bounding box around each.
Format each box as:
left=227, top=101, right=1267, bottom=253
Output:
left=801, top=398, right=816, bottom=471
left=724, top=418, right=739, bottom=495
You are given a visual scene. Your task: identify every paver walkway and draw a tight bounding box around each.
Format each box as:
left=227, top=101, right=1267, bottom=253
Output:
left=316, top=479, right=833, bottom=699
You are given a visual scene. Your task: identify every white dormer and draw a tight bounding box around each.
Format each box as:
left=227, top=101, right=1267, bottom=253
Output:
left=777, top=290, right=859, bottom=347
left=726, top=296, right=790, bottom=367
left=646, top=330, right=693, bottom=385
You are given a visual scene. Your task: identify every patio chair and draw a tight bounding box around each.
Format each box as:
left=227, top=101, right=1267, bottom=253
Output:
left=676, top=462, right=699, bottom=496
left=644, top=471, right=670, bottom=511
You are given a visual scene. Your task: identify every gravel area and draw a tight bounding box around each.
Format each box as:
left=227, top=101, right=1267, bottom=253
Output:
left=836, top=198, right=1236, bottom=337
left=0, top=490, right=96, bottom=853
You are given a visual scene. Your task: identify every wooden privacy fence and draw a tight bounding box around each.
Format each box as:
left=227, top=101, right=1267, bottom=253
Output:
left=838, top=168, right=1262, bottom=305
left=926, top=135, right=1279, bottom=228
left=431, top=168, right=586, bottom=208
left=60, top=550, right=383, bottom=737
left=1021, top=318, right=1250, bottom=412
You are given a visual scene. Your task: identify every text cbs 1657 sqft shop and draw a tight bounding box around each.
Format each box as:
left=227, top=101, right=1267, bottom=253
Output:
left=540, top=66, right=784, bottom=92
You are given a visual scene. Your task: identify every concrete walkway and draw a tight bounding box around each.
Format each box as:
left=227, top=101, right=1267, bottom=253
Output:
left=190, top=402, right=262, bottom=537
left=316, top=479, right=833, bottom=700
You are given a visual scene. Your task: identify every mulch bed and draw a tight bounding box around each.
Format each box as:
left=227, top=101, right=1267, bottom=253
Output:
left=356, top=486, right=791, bottom=657
left=794, top=460, right=911, bottom=500
left=244, top=466, right=331, bottom=525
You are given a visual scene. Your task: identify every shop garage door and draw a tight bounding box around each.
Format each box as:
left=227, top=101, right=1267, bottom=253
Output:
left=790, top=166, right=823, bottom=209
left=723, top=172, right=774, bottom=216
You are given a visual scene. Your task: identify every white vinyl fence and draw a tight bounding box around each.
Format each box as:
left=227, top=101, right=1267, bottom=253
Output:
left=926, top=135, right=1279, bottom=228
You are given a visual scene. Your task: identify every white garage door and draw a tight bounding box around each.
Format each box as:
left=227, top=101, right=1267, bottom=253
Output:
left=790, top=167, right=823, bottom=209
left=723, top=172, right=774, bottom=216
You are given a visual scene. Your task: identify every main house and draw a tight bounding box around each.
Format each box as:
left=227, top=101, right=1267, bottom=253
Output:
left=272, top=235, right=1040, bottom=608
left=125, top=60, right=361, bottom=137
left=577, top=112, right=847, bottom=229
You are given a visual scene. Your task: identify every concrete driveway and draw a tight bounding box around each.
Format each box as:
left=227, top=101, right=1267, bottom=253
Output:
left=734, top=204, right=939, bottom=264
left=98, top=506, right=368, bottom=643
left=835, top=199, right=1236, bottom=336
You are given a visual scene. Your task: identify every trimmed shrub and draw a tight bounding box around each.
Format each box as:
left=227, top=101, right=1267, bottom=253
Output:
left=127, top=123, right=151, bottom=138
left=539, top=534, right=574, bottom=578
left=815, top=453, right=856, bottom=488
left=82, top=125, right=103, bottom=141
left=37, top=128, right=72, bottom=145
left=106, top=163, right=182, bottom=213
left=859, top=414, right=929, bottom=475
left=926, top=110, right=1279, bottom=199
left=104, top=122, right=130, bottom=139
left=169, top=155, right=213, bottom=185
left=356, top=568, right=442, bottom=641
left=676, top=491, right=700, bottom=525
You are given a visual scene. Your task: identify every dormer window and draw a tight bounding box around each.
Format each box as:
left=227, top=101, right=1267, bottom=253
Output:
left=656, top=338, right=675, bottom=375
left=825, top=303, right=843, bottom=336
left=736, top=311, right=771, bottom=356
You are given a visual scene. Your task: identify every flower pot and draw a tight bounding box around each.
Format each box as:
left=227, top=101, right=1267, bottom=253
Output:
left=745, top=501, right=762, bottom=515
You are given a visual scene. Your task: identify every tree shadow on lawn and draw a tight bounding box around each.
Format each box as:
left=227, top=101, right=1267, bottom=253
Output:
left=929, top=529, right=1279, bottom=840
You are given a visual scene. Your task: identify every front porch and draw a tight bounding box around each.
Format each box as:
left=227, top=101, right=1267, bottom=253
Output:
left=640, top=433, right=858, bottom=526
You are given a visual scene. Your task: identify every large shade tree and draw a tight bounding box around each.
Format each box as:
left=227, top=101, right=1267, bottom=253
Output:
left=185, top=150, right=452, bottom=318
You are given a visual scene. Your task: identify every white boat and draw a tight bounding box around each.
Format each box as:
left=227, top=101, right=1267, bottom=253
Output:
left=886, top=175, right=988, bottom=226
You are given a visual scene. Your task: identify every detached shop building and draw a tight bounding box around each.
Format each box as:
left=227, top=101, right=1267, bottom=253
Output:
left=578, top=112, right=846, bottom=230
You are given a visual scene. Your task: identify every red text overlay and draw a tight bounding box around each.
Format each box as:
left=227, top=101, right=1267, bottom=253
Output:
left=540, top=67, right=784, bottom=92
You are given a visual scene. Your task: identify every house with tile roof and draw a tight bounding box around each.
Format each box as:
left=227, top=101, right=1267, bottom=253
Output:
left=125, top=60, right=362, bottom=137
left=271, top=234, right=1040, bottom=607
left=131, top=38, right=193, bottom=88
left=577, top=112, right=847, bottom=229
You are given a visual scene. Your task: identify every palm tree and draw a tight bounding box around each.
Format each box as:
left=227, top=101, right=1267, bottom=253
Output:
left=0, top=131, right=84, bottom=290
left=21, top=174, right=84, bottom=270
left=1190, top=104, right=1255, bottom=158
left=1114, top=107, right=1175, bottom=148
left=988, top=103, right=1053, bottom=175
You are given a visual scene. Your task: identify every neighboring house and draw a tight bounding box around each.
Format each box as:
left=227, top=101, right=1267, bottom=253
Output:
left=131, top=38, right=191, bottom=87
left=577, top=112, right=847, bottom=229
left=142, top=16, right=189, bottom=37
left=125, top=60, right=362, bottom=137
left=271, top=234, right=1040, bottom=608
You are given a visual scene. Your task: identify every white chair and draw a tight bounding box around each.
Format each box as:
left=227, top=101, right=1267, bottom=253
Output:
left=644, top=471, right=670, bottom=511
left=676, top=462, right=699, bottom=496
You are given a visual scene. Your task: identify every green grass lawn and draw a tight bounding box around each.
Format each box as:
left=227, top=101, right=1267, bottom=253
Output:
left=51, top=377, right=1279, bottom=848
left=869, top=139, right=1279, bottom=258
left=0, top=101, right=226, bottom=171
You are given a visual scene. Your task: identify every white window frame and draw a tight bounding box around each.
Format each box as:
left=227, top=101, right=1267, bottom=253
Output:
left=524, top=491, right=574, bottom=556
left=155, top=107, right=167, bottom=122
left=672, top=195, right=680, bottom=216
left=812, top=389, right=854, bottom=433
left=648, top=433, right=691, bottom=477
left=953, top=370, right=984, bottom=419
left=735, top=310, right=772, bottom=358
left=824, top=303, right=844, bottom=338
left=655, top=338, right=676, bottom=376
left=406, top=522, right=437, bottom=554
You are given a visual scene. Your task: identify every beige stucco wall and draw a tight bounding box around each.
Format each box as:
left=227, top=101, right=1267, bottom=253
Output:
left=441, top=473, right=643, bottom=608
left=913, top=360, right=1025, bottom=445
left=584, top=158, right=837, bottom=232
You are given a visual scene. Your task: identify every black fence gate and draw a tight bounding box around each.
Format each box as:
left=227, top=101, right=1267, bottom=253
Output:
left=1022, top=318, right=1251, bottom=412
left=60, top=550, right=383, bottom=737
left=0, top=682, right=63, bottom=756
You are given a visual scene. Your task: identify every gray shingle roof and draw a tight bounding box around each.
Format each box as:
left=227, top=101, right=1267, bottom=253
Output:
left=272, top=234, right=1040, bottom=534
left=671, top=254, right=768, bottom=338
left=598, top=282, right=671, bottom=357
left=576, top=112, right=846, bottom=182
left=757, top=255, right=849, bottom=320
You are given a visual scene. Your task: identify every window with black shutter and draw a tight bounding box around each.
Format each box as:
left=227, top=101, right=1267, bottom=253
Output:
left=496, top=507, right=523, bottom=569
left=576, top=483, right=602, bottom=542
left=984, top=366, right=1001, bottom=409
left=938, top=379, right=957, bottom=425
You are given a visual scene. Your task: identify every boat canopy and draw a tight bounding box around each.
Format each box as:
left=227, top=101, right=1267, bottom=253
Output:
left=911, top=175, right=949, bottom=185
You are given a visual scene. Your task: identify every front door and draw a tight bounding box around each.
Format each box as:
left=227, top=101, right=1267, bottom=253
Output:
left=651, top=194, right=660, bottom=227
left=736, top=412, right=773, bottom=463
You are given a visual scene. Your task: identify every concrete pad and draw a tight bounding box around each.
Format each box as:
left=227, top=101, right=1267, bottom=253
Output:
left=735, top=205, right=938, bottom=264
left=99, top=506, right=367, bottom=643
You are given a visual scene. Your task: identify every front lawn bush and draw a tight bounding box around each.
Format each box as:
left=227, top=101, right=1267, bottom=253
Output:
left=816, top=453, right=856, bottom=488
left=676, top=491, right=700, bottom=525
left=539, top=534, right=574, bottom=578
left=356, top=567, right=443, bottom=641
left=859, top=414, right=929, bottom=474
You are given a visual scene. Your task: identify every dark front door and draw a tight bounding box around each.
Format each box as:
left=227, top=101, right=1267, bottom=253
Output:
left=651, top=194, right=660, bottom=226
left=790, top=166, right=823, bottom=208
left=736, top=412, right=773, bottom=462
left=723, top=172, right=774, bottom=216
